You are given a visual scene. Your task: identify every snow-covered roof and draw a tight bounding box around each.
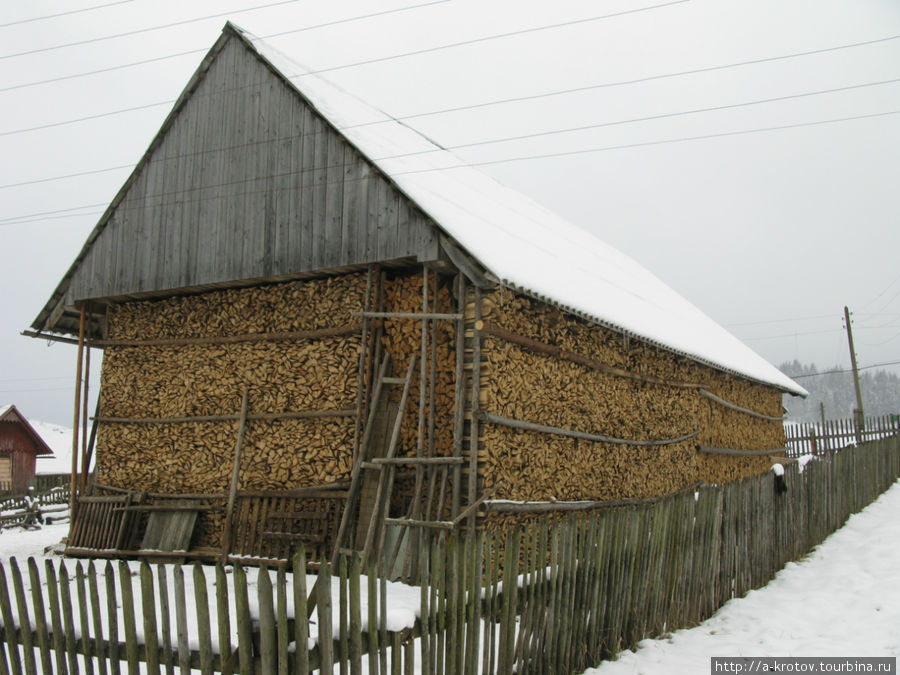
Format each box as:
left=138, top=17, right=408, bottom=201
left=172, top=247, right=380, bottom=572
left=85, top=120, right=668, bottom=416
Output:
left=233, top=25, right=806, bottom=397
left=0, top=404, right=55, bottom=456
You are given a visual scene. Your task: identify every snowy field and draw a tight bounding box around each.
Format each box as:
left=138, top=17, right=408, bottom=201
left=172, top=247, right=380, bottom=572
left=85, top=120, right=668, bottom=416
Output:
left=2, top=479, right=899, bottom=673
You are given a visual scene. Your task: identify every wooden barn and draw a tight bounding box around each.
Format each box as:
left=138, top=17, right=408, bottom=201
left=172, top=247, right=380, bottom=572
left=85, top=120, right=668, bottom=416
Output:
left=28, top=23, right=806, bottom=566
left=0, top=405, right=54, bottom=494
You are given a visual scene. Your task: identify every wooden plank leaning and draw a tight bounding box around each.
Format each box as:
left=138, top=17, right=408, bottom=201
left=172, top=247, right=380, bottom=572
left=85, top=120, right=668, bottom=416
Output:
left=221, top=391, right=251, bottom=562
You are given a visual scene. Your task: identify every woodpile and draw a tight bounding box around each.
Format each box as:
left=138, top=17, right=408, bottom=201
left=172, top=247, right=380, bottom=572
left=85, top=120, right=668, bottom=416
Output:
left=475, top=290, right=787, bottom=502
left=380, top=273, right=457, bottom=459
left=94, top=273, right=367, bottom=547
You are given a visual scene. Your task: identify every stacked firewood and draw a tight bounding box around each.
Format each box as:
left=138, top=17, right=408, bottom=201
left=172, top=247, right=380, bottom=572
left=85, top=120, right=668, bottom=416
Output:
left=379, top=273, right=458, bottom=458
left=95, top=273, right=367, bottom=499
left=475, top=290, right=786, bottom=502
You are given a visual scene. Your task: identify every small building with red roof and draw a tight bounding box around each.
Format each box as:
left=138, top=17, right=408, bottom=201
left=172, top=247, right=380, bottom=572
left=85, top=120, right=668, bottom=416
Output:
left=0, top=404, right=55, bottom=494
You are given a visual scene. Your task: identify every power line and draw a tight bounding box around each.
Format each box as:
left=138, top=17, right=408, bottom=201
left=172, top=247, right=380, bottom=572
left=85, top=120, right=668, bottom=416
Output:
left=0, top=0, right=450, bottom=93
left=379, top=76, right=900, bottom=160
left=4, top=102, right=900, bottom=227
left=5, top=72, right=899, bottom=191
left=0, top=0, right=306, bottom=60
left=0, top=1, right=135, bottom=29
left=0, top=101, right=173, bottom=138
left=344, top=34, right=900, bottom=129
left=741, top=328, right=841, bottom=342
left=787, top=360, right=900, bottom=378
left=724, top=314, right=838, bottom=327
left=293, top=1, right=690, bottom=78
left=391, top=108, right=900, bottom=174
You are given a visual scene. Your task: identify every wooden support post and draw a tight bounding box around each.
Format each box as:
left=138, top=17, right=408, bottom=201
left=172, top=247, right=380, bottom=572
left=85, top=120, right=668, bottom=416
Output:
left=80, top=345, right=90, bottom=494
left=70, top=304, right=86, bottom=520
left=451, top=274, right=466, bottom=520
left=353, top=265, right=374, bottom=465
left=220, top=390, right=250, bottom=561
left=844, top=306, right=865, bottom=441
left=468, top=286, right=482, bottom=527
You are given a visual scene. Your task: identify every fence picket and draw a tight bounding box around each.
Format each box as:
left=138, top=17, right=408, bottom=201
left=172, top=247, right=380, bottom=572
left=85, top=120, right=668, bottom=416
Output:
left=139, top=563, right=160, bottom=675
left=25, top=560, right=50, bottom=675
left=292, top=550, right=309, bottom=675
left=75, top=562, right=95, bottom=675
left=117, top=561, right=139, bottom=675
left=192, top=564, right=213, bottom=675
left=172, top=566, right=190, bottom=675
left=317, top=561, right=334, bottom=675
left=276, top=568, right=289, bottom=675
left=233, top=565, right=253, bottom=675
left=257, top=566, right=276, bottom=675
left=338, top=557, right=348, bottom=675
left=9, top=560, right=36, bottom=675
left=214, top=564, right=232, bottom=675
left=349, top=554, right=362, bottom=675
left=155, top=566, right=173, bottom=675
left=104, top=562, right=120, bottom=675
left=0, top=561, right=23, bottom=675
left=87, top=562, right=108, bottom=675
left=58, top=563, right=79, bottom=675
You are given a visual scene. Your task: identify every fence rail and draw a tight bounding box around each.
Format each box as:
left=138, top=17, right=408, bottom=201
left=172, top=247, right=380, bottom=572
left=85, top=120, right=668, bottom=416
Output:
left=1, top=437, right=899, bottom=674
left=784, top=414, right=899, bottom=456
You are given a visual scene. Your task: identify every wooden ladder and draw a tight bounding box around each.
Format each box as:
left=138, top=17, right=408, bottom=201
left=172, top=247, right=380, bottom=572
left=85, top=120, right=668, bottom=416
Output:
left=331, top=353, right=417, bottom=565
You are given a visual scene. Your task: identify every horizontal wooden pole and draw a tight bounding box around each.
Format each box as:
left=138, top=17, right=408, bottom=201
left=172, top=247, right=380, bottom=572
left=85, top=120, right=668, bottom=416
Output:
left=356, top=311, right=463, bottom=320
left=113, top=504, right=223, bottom=512
left=90, top=322, right=362, bottom=348
left=478, top=411, right=700, bottom=447
left=369, top=456, right=465, bottom=465
left=697, top=388, right=784, bottom=421
left=478, top=321, right=700, bottom=390
left=482, top=481, right=703, bottom=513
left=383, top=517, right=456, bottom=529
left=697, top=445, right=787, bottom=456
left=94, top=408, right=357, bottom=425
left=20, top=330, right=82, bottom=346
left=479, top=322, right=784, bottom=420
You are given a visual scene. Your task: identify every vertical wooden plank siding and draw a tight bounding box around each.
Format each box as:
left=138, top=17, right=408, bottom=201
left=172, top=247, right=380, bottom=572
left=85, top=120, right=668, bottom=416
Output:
left=64, top=33, right=441, bottom=307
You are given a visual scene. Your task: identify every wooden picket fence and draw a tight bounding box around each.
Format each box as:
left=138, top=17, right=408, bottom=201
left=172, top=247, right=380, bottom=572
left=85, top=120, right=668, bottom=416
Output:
left=1, top=436, right=899, bottom=674
left=784, top=413, right=900, bottom=456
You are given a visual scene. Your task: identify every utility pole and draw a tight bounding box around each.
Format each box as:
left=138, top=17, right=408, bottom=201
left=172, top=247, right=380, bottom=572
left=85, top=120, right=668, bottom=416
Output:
left=844, top=305, right=865, bottom=440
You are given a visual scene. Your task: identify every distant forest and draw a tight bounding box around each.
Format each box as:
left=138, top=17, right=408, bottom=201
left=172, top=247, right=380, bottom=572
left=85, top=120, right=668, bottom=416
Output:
left=779, top=360, right=900, bottom=422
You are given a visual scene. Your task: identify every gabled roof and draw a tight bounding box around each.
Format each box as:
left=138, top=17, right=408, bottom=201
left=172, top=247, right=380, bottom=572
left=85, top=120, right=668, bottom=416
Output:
left=29, top=22, right=806, bottom=397
left=232, top=25, right=805, bottom=396
left=0, top=404, right=55, bottom=456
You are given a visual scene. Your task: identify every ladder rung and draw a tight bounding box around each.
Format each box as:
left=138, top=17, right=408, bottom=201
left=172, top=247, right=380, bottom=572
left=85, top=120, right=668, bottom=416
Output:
left=370, top=457, right=464, bottom=465
left=360, top=461, right=386, bottom=470
left=384, top=517, right=455, bottom=530
left=382, top=377, right=406, bottom=385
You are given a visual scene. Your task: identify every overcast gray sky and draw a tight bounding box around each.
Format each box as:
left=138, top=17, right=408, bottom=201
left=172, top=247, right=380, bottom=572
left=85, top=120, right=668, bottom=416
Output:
left=2, top=0, right=899, bottom=425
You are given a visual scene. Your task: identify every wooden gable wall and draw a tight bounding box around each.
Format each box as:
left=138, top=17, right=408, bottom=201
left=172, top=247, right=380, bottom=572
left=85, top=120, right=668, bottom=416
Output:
left=63, top=32, right=439, bottom=306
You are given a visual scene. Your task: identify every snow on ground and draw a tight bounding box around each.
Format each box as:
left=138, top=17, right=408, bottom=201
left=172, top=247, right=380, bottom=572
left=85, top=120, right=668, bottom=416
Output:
left=583, top=478, right=900, bottom=674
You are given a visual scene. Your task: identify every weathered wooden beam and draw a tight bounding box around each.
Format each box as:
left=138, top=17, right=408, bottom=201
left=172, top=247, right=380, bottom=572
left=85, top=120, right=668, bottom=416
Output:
left=93, top=408, right=357, bottom=424
left=478, top=411, right=700, bottom=447
left=355, top=311, right=462, bottom=320
left=70, top=304, right=86, bottom=520
left=220, top=391, right=250, bottom=561
left=478, top=321, right=699, bottom=390
left=482, top=481, right=703, bottom=513
left=90, top=322, right=362, bottom=348
left=697, top=389, right=784, bottom=421
left=20, top=330, right=82, bottom=346
left=697, top=446, right=787, bottom=456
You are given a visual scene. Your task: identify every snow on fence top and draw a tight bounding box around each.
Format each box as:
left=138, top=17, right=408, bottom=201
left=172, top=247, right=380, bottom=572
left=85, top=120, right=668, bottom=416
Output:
left=235, top=25, right=806, bottom=397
